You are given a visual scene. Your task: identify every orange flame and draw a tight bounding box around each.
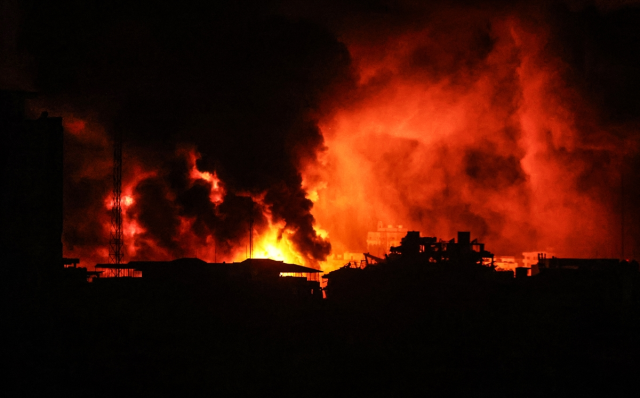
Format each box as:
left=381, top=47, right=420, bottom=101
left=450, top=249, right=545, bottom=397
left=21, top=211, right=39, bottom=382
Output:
left=231, top=220, right=304, bottom=264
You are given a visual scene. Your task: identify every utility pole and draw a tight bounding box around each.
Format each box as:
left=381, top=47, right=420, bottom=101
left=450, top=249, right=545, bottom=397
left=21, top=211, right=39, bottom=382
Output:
left=108, top=128, right=124, bottom=275
left=249, top=200, right=253, bottom=259
left=621, top=155, right=625, bottom=260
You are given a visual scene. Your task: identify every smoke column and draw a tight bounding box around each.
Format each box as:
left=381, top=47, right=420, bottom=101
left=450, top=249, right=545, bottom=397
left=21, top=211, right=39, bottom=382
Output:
left=302, top=1, right=640, bottom=260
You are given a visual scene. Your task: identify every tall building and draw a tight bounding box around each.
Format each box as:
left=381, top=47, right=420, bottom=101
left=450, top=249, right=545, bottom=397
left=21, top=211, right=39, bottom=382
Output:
left=366, top=221, right=407, bottom=257
left=1, top=91, right=63, bottom=281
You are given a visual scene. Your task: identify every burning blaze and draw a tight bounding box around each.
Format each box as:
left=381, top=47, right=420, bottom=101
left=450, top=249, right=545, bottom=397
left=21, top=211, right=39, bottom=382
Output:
left=51, top=5, right=639, bottom=272
left=232, top=221, right=303, bottom=264
left=59, top=126, right=325, bottom=268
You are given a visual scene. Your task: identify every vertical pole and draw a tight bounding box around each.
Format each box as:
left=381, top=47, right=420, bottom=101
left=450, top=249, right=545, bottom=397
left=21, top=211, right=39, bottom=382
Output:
left=109, top=129, right=123, bottom=275
left=621, top=156, right=625, bottom=260
left=249, top=200, right=253, bottom=259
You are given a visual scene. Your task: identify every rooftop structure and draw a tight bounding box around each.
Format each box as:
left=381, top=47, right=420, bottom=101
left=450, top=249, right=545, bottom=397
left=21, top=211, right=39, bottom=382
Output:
left=522, top=251, right=553, bottom=275
left=386, top=231, right=494, bottom=266
left=535, top=254, right=622, bottom=274
left=324, top=231, right=498, bottom=300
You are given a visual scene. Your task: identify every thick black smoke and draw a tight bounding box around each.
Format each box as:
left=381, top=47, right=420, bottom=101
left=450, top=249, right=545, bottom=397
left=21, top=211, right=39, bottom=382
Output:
left=15, top=1, right=355, bottom=262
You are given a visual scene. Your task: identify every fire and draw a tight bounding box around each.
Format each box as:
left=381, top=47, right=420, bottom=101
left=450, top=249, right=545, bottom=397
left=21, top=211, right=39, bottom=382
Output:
left=57, top=7, right=635, bottom=273
left=232, top=221, right=304, bottom=264
left=85, top=144, right=321, bottom=268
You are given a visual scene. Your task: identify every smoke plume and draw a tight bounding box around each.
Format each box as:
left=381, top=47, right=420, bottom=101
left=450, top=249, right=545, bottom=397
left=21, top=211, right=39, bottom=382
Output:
left=9, top=0, right=640, bottom=266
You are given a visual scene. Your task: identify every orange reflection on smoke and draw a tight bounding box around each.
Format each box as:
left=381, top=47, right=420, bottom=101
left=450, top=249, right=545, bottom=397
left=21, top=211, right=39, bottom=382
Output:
left=184, top=147, right=225, bottom=204
left=63, top=118, right=86, bottom=135
left=306, top=14, right=623, bottom=261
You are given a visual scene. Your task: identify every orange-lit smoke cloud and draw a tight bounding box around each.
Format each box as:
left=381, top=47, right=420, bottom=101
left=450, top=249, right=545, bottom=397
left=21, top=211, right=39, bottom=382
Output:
left=306, top=7, right=635, bottom=260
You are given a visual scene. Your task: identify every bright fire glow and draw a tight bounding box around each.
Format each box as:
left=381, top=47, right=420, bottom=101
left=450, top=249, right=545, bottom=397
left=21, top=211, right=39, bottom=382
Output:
left=58, top=10, right=635, bottom=273
left=232, top=220, right=304, bottom=265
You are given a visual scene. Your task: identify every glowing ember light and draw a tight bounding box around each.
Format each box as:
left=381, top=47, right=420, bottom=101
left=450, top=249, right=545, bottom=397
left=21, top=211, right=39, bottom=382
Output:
left=125, top=219, right=142, bottom=238
left=63, top=118, right=86, bottom=135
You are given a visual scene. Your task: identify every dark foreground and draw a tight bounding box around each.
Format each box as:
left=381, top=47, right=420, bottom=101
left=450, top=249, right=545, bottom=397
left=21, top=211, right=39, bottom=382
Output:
left=4, top=274, right=640, bottom=397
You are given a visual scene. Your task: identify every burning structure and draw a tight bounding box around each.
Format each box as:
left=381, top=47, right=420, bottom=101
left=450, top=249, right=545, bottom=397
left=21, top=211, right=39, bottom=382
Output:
left=494, top=256, right=519, bottom=275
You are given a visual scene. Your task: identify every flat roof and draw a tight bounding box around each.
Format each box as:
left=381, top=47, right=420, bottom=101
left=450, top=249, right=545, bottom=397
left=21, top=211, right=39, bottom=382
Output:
left=241, top=258, right=322, bottom=273
left=95, top=257, right=323, bottom=273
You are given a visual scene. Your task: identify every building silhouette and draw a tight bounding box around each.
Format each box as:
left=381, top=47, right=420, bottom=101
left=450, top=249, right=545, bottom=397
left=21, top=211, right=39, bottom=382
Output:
left=1, top=91, right=63, bottom=282
left=325, top=230, right=499, bottom=300
left=95, top=257, right=323, bottom=299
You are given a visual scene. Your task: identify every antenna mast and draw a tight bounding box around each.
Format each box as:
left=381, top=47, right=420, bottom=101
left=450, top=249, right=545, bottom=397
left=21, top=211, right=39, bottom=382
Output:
left=108, top=129, right=124, bottom=275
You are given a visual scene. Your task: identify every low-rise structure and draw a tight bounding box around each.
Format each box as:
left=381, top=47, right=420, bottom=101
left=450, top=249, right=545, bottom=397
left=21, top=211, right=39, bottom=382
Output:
left=494, top=256, right=518, bottom=273
left=523, top=251, right=554, bottom=275
left=95, top=258, right=323, bottom=299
